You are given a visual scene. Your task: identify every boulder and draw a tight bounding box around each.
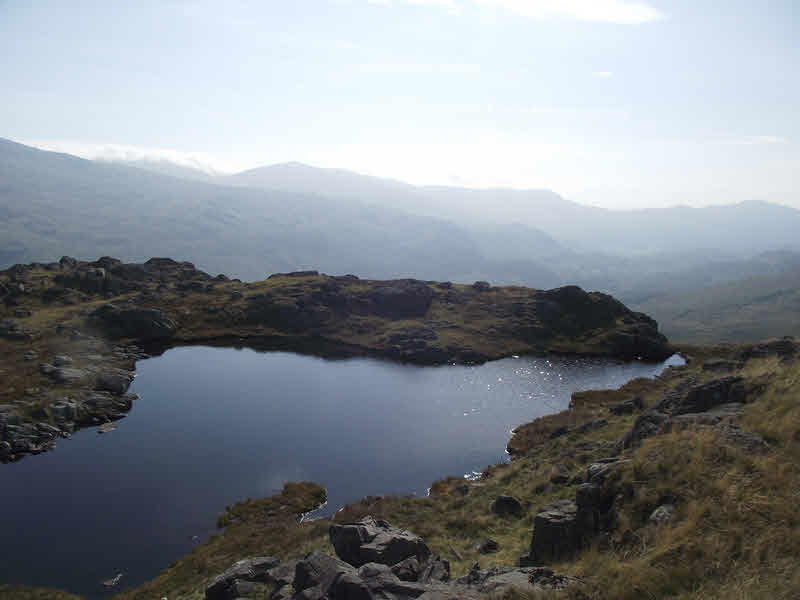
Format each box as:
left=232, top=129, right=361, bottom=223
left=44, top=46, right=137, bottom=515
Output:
left=478, top=539, right=499, bottom=554
left=549, top=464, right=570, bottom=484
left=649, top=504, right=676, bottom=524
left=457, top=564, right=575, bottom=594
left=329, top=518, right=431, bottom=568
left=367, top=281, right=434, bottom=319
left=52, top=355, right=73, bottom=367
left=657, top=376, right=748, bottom=415
left=702, top=359, right=743, bottom=373
left=94, top=371, right=134, bottom=395
left=522, top=500, right=582, bottom=565
left=738, top=338, right=796, bottom=360
left=50, top=398, right=79, bottom=421
left=50, top=367, right=89, bottom=385
left=59, top=256, right=78, bottom=270
left=573, top=419, right=608, bottom=434
left=90, top=304, right=176, bottom=340
left=245, top=295, right=331, bottom=332
left=293, top=551, right=357, bottom=600
left=575, top=483, right=614, bottom=533
left=717, top=424, right=771, bottom=453
left=205, top=556, right=281, bottom=600
left=490, top=495, right=523, bottom=517
left=609, top=396, right=644, bottom=415
left=615, top=410, right=669, bottom=453
left=0, top=319, right=31, bottom=340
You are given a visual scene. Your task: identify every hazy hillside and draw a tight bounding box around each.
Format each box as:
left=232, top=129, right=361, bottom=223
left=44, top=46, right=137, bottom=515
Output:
left=222, top=162, right=800, bottom=257
left=6, top=140, right=800, bottom=343
left=632, top=266, right=800, bottom=343
left=0, top=138, right=561, bottom=286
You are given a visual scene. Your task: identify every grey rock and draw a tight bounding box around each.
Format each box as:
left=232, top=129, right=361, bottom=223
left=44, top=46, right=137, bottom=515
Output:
left=271, top=584, right=293, bottom=600
left=0, top=319, right=31, bottom=340
left=59, top=256, right=78, bottom=269
left=90, top=304, right=177, bottom=340
left=457, top=564, right=574, bottom=593
left=53, top=355, right=73, bottom=366
left=94, top=371, right=134, bottom=395
left=702, top=359, right=743, bottom=373
left=367, top=281, right=434, bottom=319
left=575, top=483, right=614, bottom=533
left=657, top=376, right=747, bottom=416
left=50, top=398, right=79, bottom=421
left=586, top=459, right=626, bottom=484
left=649, top=504, right=676, bottom=524
left=549, top=464, right=570, bottom=484
left=266, top=560, right=299, bottom=587
left=718, top=424, right=771, bottom=453
left=51, top=367, right=89, bottom=385
left=615, top=410, right=670, bottom=452
left=477, top=539, right=499, bottom=554
left=205, top=556, right=281, bottom=600
left=391, top=557, right=422, bottom=582
left=293, top=551, right=356, bottom=600
left=329, top=517, right=431, bottom=568
left=573, top=419, right=609, bottom=433
left=490, top=495, right=523, bottom=517
left=528, top=500, right=581, bottom=563
left=609, top=396, right=644, bottom=415
left=738, top=339, right=797, bottom=360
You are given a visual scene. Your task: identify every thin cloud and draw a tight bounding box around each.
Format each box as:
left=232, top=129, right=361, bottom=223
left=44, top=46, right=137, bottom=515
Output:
left=723, top=136, right=790, bottom=146
left=21, top=140, right=239, bottom=174
left=593, top=71, right=614, bottom=77
left=366, top=0, right=664, bottom=24
left=741, top=135, right=789, bottom=145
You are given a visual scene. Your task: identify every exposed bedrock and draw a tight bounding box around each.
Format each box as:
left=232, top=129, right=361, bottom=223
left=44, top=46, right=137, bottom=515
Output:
left=205, top=518, right=578, bottom=600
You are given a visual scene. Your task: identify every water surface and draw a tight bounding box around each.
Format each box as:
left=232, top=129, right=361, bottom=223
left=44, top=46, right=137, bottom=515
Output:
left=0, top=347, right=681, bottom=597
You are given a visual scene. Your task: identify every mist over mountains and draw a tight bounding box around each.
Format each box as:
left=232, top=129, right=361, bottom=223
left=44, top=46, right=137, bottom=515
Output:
left=2, top=137, right=799, bottom=342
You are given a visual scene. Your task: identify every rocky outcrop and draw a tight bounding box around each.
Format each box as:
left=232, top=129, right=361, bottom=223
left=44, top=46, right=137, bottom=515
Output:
left=489, top=495, right=523, bottom=517
left=518, top=458, right=624, bottom=566
left=329, top=518, right=434, bottom=569
left=206, top=518, right=577, bottom=600
left=523, top=500, right=581, bottom=563
left=89, top=304, right=176, bottom=340
left=367, top=281, right=435, bottom=319
left=456, top=564, right=576, bottom=594
left=656, top=376, right=748, bottom=415
left=0, top=318, right=32, bottom=340
left=206, top=556, right=282, bottom=600
left=615, top=375, right=761, bottom=453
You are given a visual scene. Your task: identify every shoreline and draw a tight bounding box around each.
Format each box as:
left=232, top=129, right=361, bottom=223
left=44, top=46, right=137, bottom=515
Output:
left=0, top=256, right=672, bottom=464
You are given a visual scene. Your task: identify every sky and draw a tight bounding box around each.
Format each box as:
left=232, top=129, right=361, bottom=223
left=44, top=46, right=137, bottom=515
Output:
left=0, top=0, right=797, bottom=209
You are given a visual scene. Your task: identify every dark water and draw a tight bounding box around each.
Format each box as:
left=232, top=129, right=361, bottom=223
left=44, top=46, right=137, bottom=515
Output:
left=0, top=347, right=682, bottom=597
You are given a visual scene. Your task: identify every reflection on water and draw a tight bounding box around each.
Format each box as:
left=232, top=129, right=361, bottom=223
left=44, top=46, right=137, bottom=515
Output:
left=0, top=348, right=682, bottom=597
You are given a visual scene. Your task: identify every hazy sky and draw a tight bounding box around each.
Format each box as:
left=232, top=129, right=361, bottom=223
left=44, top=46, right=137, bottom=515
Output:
left=1, top=0, right=797, bottom=209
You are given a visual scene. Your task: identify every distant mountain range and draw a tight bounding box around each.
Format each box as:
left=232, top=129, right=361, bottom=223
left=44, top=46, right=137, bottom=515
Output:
left=2, top=136, right=799, bottom=342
